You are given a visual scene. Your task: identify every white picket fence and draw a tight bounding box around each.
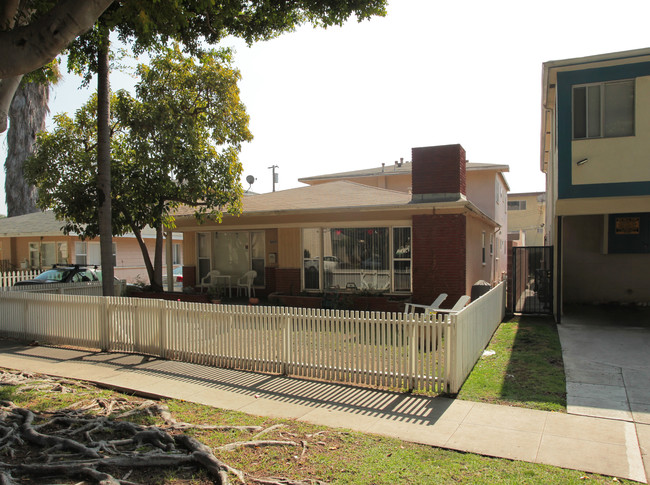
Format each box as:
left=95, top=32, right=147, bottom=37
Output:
left=3, top=280, right=126, bottom=297
left=447, top=281, right=506, bottom=392
left=0, top=270, right=40, bottom=288
left=0, top=282, right=505, bottom=394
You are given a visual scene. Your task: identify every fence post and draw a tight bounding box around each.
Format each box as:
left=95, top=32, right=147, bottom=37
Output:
left=159, top=300, right=167, bottom=359
left=100, top=298, right=110, bottom=352
left=446, top=314, right=457, bottom=394
left=22, top=295, right=29, bottom=342
left=282, top=312, right=292, bottom=375
left=408, top=315, right=417, bottom=391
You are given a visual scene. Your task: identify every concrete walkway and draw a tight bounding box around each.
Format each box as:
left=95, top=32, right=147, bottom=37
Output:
left=559, top=305, right=650, bottom=482
left=0, top=339, right=646, bottom=483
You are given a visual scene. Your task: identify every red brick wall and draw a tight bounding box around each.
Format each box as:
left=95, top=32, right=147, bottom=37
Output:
left=412, top=214, right=467, bottom=306
left=412, top=144, right=466, bottom=197
left=182, top=266, right=196, bottom=288
left=275, top=268, right=301, bottom=295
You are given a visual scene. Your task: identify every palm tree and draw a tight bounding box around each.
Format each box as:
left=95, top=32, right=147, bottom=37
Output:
left=5, top=80, right=49, bottom=217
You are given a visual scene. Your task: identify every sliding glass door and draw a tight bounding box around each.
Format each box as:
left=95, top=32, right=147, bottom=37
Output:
left=197, top=231, right=265, bottom=287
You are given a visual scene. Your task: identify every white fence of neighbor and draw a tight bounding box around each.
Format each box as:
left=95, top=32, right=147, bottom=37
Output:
left=0, top=270, right=40, bottom=288
left=447, top=281, right=506, bottom=393
left=0, top=281, right=505, bottom=394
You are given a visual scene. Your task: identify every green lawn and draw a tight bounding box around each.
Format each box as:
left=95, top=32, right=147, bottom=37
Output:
left=456, top=315, right=566, bottom=412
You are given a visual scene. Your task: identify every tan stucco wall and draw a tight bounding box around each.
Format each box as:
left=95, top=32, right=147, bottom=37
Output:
left=183, top=232, right=196, bottom=267
left=563, top=215, right=650, bottom=303
left=571, top=75, right=650, bottom=186
left=278, top=228, right=301, bottom=269
left=508, top=194, right=546, bottom=246
left=466, top=171, right=497, bottom=219
left=466, top=217, right=497, bottom=294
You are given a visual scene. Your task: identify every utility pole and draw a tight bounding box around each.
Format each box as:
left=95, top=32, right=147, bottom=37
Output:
left=268, top=164, right=279, bottom=192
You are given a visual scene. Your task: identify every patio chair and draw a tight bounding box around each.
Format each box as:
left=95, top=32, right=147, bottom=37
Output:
left=404, top=293, right=447, bottom=314
left=435, top=295, right=471, bottom=314
left=236, top=270, right=257, bottom=297
left=200, top=270, right=221, bottom=293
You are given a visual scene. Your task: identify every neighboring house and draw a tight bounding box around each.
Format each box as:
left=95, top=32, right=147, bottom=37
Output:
left=174, top=144, right=509, bottom=306
left=507, top=192, right=546, bottom=246
left=541, top=48, right=650, bottom=317
left=0, top=211, right=182, bottom=284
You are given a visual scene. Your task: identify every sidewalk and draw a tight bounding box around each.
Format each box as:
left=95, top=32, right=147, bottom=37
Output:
left=0, top=339, right=646, bottom=483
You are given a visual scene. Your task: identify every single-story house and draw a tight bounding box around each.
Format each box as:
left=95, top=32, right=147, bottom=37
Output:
left=0, top=210, right=182, bottom=284
left=174, top=143, right=509, bottom=308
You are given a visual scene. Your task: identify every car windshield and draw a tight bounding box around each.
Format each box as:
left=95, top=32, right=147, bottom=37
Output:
left=34, top=268, right=71, bottom=282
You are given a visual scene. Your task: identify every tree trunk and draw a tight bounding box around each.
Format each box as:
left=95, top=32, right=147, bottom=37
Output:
left=132, top=226, right=156, bottom=290
left=152, top=224, right=164, bottom=292
left=97, top=26, right=113, bottom=296
left=5, top=80, right=49, bottom=217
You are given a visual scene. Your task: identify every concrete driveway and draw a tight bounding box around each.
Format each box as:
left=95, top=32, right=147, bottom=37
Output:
left=558, top=304, right=650, bottom=480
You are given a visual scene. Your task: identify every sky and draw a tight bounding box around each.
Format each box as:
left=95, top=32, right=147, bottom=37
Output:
left=2, top=0, right=650, bottom=214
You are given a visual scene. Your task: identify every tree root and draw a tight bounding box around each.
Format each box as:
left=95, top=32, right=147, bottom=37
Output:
left=0, top=369, right=329, bottom=485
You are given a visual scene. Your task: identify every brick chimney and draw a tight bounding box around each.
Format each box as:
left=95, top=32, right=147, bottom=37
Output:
left=411, top=144, right=466, bottom=203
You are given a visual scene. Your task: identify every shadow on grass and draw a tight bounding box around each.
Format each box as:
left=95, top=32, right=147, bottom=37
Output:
left=456, top=315, right=567, bottom=412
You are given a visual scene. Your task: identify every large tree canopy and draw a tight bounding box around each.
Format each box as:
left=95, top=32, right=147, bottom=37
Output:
left=0, top=0, right=387, bottom=132
left=26, top=46, right=252, bottom=290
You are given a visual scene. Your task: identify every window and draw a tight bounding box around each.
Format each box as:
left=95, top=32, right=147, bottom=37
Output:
left=29, top=243, right=39, bottom=268
left=573, top=80, right=634, bottom=139
left=302, top=226, right=411, bottom=292
left=481, top=232, right=486, bottom=265
left=172, top=243, right=182, bottom=265
left=393, top=227, right=411, bottom=292
left=75, top=242, right=87, bottom=265
left=41, top=243, right=56, bottom=267
left=197, top=233, right=211, bottom=282
left=76, top=242, right=116, bottom=266
left=507, top=200, right=527, bottom=211
left=489, top=234, right=494, bottom=256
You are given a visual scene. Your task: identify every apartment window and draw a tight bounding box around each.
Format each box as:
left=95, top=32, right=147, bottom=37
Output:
left=507, top=200, right=527, bottom=211
left=573, top=80, right=634, bottom=139
left=489, top=234, right=494, bottom=256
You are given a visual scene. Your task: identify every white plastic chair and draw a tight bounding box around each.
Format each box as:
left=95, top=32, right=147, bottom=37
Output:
left=435, top=295, right=471, bottom=314
left=404, top=293, right=448, bottom=314
left=200, top=270, right=221, bottom=292
left=236, top=270, right=257, bottom=297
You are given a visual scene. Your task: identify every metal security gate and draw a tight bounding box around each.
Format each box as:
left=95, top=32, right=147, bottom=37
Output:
left=512, top=246, right=553, bottom=314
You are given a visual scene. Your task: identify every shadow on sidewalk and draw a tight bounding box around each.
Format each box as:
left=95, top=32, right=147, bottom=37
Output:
left=0, top=339, right=456, bottom=427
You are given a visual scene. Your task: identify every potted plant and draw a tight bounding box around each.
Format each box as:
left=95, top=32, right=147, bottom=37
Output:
left=207, top=285, right=222, bottom=304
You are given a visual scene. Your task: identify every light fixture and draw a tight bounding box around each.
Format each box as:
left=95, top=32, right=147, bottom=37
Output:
left=576, top=158, right=588, bottom=166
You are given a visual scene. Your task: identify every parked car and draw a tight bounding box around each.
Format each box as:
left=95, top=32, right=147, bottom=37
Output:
left=14, top=265, right=100, bottom=286
left=162, top=266, right=183, bottom=291
left=304, top=256, right=340, bottom=272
